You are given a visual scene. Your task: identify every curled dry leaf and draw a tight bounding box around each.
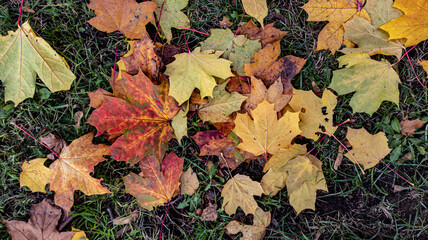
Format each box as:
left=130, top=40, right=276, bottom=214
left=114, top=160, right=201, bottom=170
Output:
left=180, top=167, right=199, bottom=196
left=112, top=212, right=138, bottom=225
left=39, top=132, right=67, bottom=159
left=87, top=0, right=156, bottom=39
left=400, top=118, right=427, bottom=136
left=334, top=144, right=344, bottom=170
left=73, top=111, right=84, bottom=128
left=3, top=199, right=76, bottom=240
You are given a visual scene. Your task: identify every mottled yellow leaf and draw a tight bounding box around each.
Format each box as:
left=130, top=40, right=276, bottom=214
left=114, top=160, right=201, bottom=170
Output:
left=242, top=0, right=268, bottom=27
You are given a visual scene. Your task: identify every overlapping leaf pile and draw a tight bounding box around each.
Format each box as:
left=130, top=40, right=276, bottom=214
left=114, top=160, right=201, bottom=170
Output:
left=4, top=0, right=427, bottom=239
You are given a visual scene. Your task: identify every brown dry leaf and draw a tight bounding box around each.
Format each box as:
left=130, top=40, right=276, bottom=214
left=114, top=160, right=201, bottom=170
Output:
left=233, top=99, right=301, bottom=157
left=180, top=167, right=199, bottom=196
left=226, top=207, right=271, bottom=240
left=22, top=6, right=35, bottom=13
left=3, top=199, right=76, bottom=240
left=226, top=76, right=251, bottom=95
left=244, top=41, right=306, bottom=92
left=236, top=20, right=287, bottom=47
left=201, top=202, right=218, bottom=221
left=334, top=144, right=344, bottom=170
left=221, top=174, right=264, bottom=215
left=39, top=133, right=67, bottom=160
left=213, top=121, right=236, bottom=136
left=345, top=127, right=391, bottom=170
left=49, top=132, right=111, bottom=211
left=87, top=88, right=113, bottom=108
left=220, top=16, right=233, bottom=29
left=302, top=0, right=371, bottom=54
left=74, top=111, right=84, bottom=128
left=400, top=118, right=427, bottom=136
left=117, top=35, right=160, bottom=81
left=112, top=212, right=138, bottom=225
left=87, top=0, right=157, bottom=39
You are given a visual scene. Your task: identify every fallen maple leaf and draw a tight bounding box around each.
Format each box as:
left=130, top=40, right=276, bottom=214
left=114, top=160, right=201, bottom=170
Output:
left=3, top=199, right=77, bottom=239
left=49, top=132, right=111, bottom=211
left=236, top=20, right=287, bottom=48
left=221, top=174, right=263, bottom=215
left=329, top=52, right=400, bottom=115
left=245, top=76, right=293, bottom=112
left=165, top=47, right=234, bottom=105
left=400, top=118, right=427, bottom=136
left=341, top=0, right=404, bottom=58
left=180, top=167, right=199, bottom=196
left=242, top=0, right=268, bottom=27
left=233, top=99, right=301, bottom=156
left=288, top=89, right=338, bottom=140
left=302, top=0, right=371, bottom=54
left=87, top=71, right=179, bottom=164
left=226, top=207, right=271, bottom=240
left=117, top=35, right=160, bottom=81
left=123, top=152, right=184, bottom=210
left=20, top=158, right=51, bottom=193
left=0, top=21, right=76, bottom=105
left=419, top=60, right=428, bottom=77
left=379, top=0, right=428, bottom=47
left=344, top=127, right=391, bottom=170
left=197, top=82, right=247, bottom=123
left=244, top=41, right=306, bottom=93
left=87, top=0, right=157, bottom=39
left=153, top=0, right=190, bottom=42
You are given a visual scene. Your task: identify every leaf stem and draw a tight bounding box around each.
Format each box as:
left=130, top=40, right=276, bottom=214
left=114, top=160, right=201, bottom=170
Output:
left=234, top=11, right=246, bottom=37
left=10, top=122, right=60, bottom=159
left=378, top=158, right=414, bottom=186
left=88, top=212, right=104, bottom=236
left=182, top=29, right=190, bottom=53
left=160, top=200, right=171, bottom=240
left=178, top=25, right=211, bottom=36
left=154, top=1, right=165, bottom=42
left=112, top=30, right=120, bottom=95
left=17, top=0, right=24, bottom=26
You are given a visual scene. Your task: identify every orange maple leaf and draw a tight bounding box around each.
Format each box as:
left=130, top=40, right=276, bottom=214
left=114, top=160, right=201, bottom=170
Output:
left=123, top=152, right=184, bottom=210
left=87, top=71, right=179, bottom=164
left=87, top=0, right=157, bottom=39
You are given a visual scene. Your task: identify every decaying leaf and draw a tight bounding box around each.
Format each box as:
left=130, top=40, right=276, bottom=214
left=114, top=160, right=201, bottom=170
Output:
left=226, top=207, right=271, bottom=240
left=345, top=127, right=391, bottom=170
left=49, top=132, right=111, bottom=211
left=221, top=174, right=263, bottom=215
left=165, top=47, right=234, bottom=105
left=400, top=118, right=427, bottom=136
left=39, top=133, right=67, bottom=160
left=302, top=0, right=371, bottom=54
left=3, top=199, right=76, bottom=240
left=73, top=111, right=84, bottom=128
left=233, top=99, right=301, bottom=156
left=153, top=0, right=190, bottom=42
left=288, top=89, right=338, bottom=140
left=220, top=16, right=233, bottom=29
left=244, top=41, right=306, bottom=92
left=123, top=153, right=184, bottom=210
left=117, top=35, right=160, bottom=81
left=197, top=82, right=247, bottom=123
left=341, top=0, right=404, bottom=58
left=329, top=52, right=400, bottom=115
left=242, top=0, right=268, bottom=27
left=180, top=167, right=199, bottom=196
left=87, top=71, right=179, bottom=164
left=236, top=20, right=287, bottom=47
left=192, top=130, right=235, bottom=157
left=20, top=158, right=51, bottom=193
left=201, top=202, right=218, bottom=221
left=87, top=0, right=156, bottom=39
left=379, top=0, right=428, bottom=47
left=0, top=21, right=76, bottom=105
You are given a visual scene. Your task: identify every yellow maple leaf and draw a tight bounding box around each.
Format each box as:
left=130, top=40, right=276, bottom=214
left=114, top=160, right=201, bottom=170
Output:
left=379, top=0, right=428, bottom=47
left=221, top=174, right=263, bottom=215
left=225, top=207, right=271, bottom=240
left=242, top=0, right=268, bottom=27
left=344, top=127, right=391, bottom=170
left=233, top=99, right=301, bottom=156
left=165, top=47, right=234, bottom=105
left=302, top=0, right=371, bottom=54
left=289, top=89, right=338, bottom=140
left=20, top=158, right=51, bottom=193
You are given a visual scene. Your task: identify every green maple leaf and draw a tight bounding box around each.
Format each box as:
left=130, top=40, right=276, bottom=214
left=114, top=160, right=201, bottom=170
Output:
left=0, top=22, right=75, bottom=105
left=329, top=52, right=400, bottom=115
left=153, top=0, right=190, bottom=43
